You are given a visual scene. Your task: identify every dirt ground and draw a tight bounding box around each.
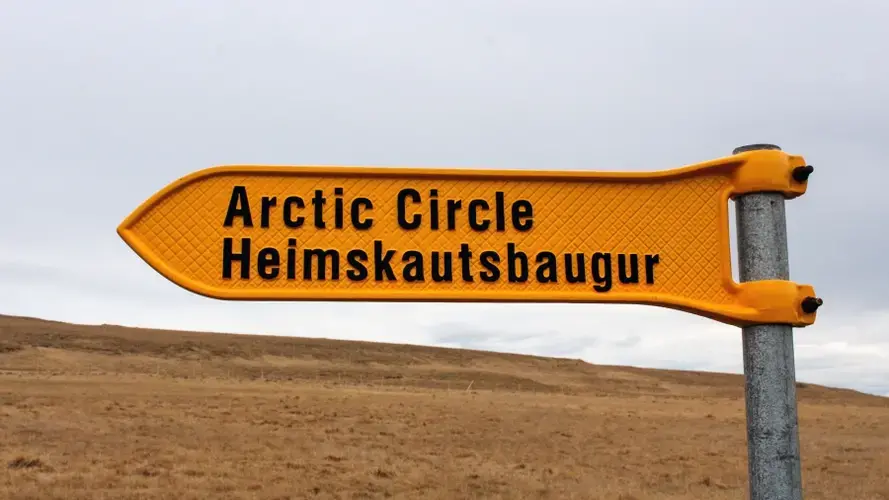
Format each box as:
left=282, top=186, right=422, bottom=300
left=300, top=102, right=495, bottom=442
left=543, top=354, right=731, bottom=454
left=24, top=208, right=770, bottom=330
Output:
left=1, top=314, right=887, bottom=499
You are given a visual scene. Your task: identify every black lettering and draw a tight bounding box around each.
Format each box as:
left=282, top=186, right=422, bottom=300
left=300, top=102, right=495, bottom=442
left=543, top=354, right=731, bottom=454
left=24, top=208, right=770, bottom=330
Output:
left=507, top=243, right=528, bottom=282
left=303, top=248, right=339, bottom=280
left=397, top=189, right=421, bottom=229
left=618, top=254, right=640, bottom=284
left=512, top=200, right=533, bottom=231
left=535, top=251, right=558, bottom=283
left=257, top=247, right=280, bottom=279
left=458, top=243, right=473, bottom=282
left=351, top=198, right=373, bottom=230
left=432, top=252, right=453, bottom=282
left=222, top=237, right=250, bottom=279
left=283, top=196, right=305, bottom=228
left=402, top=251, right=424, bottom=282
left=479, top=251, right=501, bottom=282
left=645, top=254, right=659, bottom=284
left=468, top=200, right=490, bottom=231
left=430, top=189, right=439, bottom=230
left=495, top=192, right=506, bottom=231
left=260, top=196, right=277, bottom=228
left=312, top=190, right=326, bottom=228
left=374, top=240, right=397, bottom=280
left=334, top=187, right=344, bottom=229
left=565, top=253, right=586, bottom=283
left=446, top=199, right=462, bottom=230
left=592, top=252, right=612, bottom=292
left=287, top=238, right=297, bottom=279
left=346, top=250, right=368, bottom=281
left=223, top=185, right=253, bottom=227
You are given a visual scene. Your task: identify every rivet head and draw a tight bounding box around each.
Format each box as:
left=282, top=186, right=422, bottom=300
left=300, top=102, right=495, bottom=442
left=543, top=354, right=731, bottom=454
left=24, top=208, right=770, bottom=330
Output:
left=792, top=165, right=814, bottom=183
left=801, top=296, right=823, bottom=314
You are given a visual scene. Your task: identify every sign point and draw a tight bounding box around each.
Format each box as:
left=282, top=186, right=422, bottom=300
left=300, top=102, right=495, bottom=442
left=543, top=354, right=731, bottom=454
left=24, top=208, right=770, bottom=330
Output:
left=117, top=155, right=817, bottom=328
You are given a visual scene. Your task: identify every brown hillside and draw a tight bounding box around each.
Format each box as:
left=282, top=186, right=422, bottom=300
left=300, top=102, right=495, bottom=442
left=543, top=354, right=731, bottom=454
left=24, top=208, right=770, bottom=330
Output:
left=1, top=313, right=887, bottom=499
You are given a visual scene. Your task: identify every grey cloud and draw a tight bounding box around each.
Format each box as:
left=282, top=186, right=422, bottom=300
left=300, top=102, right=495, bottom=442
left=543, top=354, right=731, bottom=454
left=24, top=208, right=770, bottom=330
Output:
left=612, top=335, right=641, bottom=348
left=429, top=322, right=597, bottom=359
left=0, top=257, right=172, bottom=304
left=433, top=331, right=533, bottom=347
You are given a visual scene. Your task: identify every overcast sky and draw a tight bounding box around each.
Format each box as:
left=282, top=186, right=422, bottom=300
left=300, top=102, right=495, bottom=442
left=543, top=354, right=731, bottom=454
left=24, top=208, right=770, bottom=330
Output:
left=2, top=1, right=887, bottom=396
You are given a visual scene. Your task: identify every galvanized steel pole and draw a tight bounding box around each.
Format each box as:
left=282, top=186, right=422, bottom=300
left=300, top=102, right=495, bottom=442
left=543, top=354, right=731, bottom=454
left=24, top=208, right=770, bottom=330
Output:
left=733, top=143, right=804, bottom=500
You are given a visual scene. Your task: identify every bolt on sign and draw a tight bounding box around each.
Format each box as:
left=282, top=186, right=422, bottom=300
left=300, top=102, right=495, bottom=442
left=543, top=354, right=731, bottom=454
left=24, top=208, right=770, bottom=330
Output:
left=118, top=149, right=818, bottom=328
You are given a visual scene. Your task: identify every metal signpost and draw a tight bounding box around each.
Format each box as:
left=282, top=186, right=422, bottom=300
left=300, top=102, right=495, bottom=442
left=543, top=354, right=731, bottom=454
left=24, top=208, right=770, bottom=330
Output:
left=734, top=144, right=818, bottom=500
left=119, top=146, right=820, bottom=499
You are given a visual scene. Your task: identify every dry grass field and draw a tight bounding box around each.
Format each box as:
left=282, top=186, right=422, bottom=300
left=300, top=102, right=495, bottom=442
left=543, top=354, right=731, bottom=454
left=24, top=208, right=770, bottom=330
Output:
left=1, top=313, right=887, bottom=499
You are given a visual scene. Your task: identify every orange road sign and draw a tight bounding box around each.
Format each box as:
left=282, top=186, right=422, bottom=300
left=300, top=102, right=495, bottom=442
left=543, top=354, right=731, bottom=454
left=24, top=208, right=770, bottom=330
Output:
left=117, top=149, right=818, bottom=327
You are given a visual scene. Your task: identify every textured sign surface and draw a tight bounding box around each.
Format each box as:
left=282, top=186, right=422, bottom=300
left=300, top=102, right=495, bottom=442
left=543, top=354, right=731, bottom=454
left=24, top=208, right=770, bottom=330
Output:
left=118, top=149, right=817, bottom=327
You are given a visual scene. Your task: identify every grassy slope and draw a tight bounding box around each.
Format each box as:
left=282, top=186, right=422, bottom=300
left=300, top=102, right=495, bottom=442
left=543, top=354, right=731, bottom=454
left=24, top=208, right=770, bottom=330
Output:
left=1, top=314, right=887, bottom=499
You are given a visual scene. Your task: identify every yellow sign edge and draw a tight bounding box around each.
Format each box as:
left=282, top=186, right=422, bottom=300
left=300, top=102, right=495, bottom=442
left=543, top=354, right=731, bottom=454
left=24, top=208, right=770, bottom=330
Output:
left=117, top=150, right=816, bottom=328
